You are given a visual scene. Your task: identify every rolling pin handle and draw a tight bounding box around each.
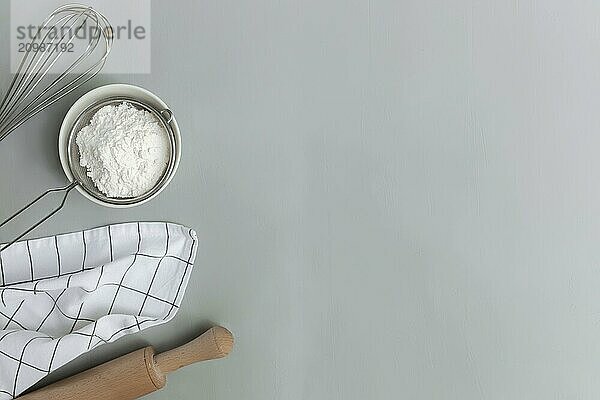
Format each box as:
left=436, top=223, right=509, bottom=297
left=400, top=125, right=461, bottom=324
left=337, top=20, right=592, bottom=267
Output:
left=153, top=326, right=234, bottom=374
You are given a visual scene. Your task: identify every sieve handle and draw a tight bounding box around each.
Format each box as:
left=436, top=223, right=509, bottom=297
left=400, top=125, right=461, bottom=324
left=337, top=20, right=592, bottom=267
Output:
left=0, top=182, right=78, bottom=253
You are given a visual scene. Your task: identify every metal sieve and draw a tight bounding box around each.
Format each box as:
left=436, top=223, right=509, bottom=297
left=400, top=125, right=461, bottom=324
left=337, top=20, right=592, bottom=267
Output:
left=67, top=97, right=178, bottom=206
left=0, top=94, right=180, bottom=252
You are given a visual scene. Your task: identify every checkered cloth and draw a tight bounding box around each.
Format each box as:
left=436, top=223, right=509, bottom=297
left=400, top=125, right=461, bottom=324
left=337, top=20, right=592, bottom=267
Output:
left=0, top=222, right=197, bottom=399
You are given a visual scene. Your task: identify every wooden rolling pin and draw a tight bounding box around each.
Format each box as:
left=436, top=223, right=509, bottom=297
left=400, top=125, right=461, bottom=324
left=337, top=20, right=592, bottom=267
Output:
left=19, top=326, right=234, bottom=400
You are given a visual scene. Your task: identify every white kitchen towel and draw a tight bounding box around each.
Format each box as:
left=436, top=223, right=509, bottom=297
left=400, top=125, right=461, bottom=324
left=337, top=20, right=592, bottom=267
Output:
left=0, top=222, right=197, bottom=399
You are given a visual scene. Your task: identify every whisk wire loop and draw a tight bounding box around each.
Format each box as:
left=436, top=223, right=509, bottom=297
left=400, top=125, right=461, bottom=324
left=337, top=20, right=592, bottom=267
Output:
left=0, top=4, right=113, bottom=143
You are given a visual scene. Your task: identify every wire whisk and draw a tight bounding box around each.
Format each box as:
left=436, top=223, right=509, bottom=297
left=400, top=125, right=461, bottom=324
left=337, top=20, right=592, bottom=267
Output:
left=0, top=4, right=113, bottom=143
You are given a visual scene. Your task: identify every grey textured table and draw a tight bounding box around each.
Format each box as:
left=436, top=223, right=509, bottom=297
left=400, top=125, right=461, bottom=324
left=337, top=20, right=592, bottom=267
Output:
left=3, top=0, right=600, bottom=399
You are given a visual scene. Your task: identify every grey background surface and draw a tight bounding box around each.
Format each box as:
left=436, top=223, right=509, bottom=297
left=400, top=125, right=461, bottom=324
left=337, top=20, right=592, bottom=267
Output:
left=2, top=0, right=600, bottom=398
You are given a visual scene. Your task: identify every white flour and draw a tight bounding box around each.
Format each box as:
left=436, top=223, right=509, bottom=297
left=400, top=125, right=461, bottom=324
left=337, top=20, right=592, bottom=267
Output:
left=76, top=102, right=169, bottom=198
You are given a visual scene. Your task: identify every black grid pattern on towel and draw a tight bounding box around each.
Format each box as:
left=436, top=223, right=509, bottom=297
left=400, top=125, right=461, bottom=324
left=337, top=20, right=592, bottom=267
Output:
left=0, top=222, right=197, bottom=399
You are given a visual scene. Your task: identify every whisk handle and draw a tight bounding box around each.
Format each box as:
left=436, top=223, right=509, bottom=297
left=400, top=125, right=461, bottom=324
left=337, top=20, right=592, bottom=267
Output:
left=0, top=181, right=78, bottom=253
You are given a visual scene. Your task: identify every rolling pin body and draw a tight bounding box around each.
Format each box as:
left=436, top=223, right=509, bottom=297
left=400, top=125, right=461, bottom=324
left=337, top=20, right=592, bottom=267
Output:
left=19, top=326, right=233, bottom=400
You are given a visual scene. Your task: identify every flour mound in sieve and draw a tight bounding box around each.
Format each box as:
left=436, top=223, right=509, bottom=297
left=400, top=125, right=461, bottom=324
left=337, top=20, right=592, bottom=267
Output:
left=76, top=102, right=170, bottom=198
